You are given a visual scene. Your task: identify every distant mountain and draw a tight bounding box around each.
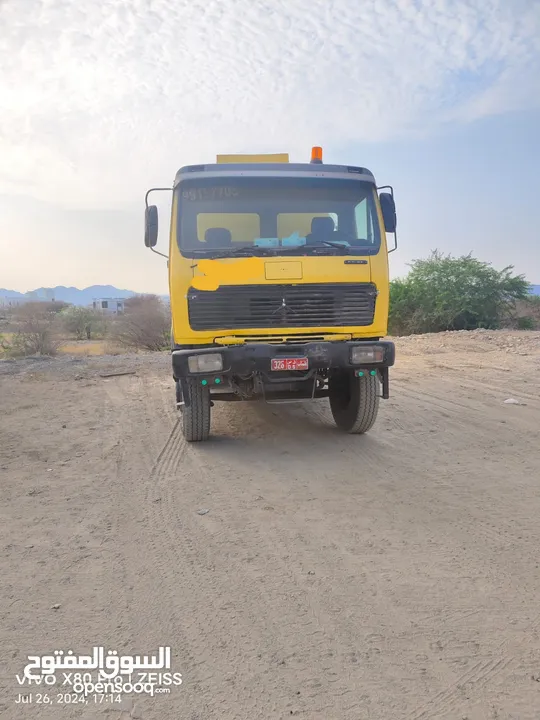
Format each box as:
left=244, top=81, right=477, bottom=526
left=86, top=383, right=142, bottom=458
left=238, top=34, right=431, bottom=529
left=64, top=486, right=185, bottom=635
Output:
left=0, top=285, right=169, bottom=306
left=0, top=289, right=25, bottom=299
left=1, top=281, right=537, bottom=304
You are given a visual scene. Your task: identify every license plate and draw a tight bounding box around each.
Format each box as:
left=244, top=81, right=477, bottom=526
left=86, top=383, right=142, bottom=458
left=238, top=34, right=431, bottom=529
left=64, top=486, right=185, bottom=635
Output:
left=271, top=357, right=309, bottom=371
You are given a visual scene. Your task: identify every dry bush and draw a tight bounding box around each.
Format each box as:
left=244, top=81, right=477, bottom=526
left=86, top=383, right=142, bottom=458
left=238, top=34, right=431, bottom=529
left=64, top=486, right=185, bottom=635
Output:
left=43, top=300, right=70, bottom=314
left=103, top=340, right=129, bottom=356
left=109, top=295, right=170, bottom=351
left=10, top=302, right=63, bottom=356
left=0, top=333, right=11, bottom=355
left=505, top=296, right=540, bottom=330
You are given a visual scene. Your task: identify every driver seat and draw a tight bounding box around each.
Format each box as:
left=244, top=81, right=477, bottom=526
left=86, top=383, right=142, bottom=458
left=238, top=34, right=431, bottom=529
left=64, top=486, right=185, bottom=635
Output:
left=204, top=228, right=232, bottom=248
left=305, top=216, right=335, bottom=245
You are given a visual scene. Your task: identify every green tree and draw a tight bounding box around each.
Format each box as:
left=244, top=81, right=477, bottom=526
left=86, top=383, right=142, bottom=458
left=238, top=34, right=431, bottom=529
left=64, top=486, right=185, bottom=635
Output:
left=61, top=306, right=102, bottom=340
left=389, top=251, right=529, bottom=336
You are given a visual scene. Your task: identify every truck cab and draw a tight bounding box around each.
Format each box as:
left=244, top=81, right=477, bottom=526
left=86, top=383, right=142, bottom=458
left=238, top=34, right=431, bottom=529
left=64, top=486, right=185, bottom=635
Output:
left=144, top=148, right=397, bottom=441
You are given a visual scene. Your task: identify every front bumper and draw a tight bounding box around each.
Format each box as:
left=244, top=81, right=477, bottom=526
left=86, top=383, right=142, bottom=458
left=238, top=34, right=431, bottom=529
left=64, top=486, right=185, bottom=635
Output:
left=172, top=340, right=395, bottom=379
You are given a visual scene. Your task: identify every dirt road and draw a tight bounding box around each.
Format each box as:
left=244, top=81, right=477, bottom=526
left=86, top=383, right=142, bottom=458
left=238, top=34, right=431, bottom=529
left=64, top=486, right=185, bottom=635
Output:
left=1, top=330, right=540, bottom=720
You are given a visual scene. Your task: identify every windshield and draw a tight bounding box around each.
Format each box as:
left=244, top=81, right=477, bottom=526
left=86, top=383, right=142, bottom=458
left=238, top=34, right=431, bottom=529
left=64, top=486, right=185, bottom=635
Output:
left=176, top=176, right=381, bottom=257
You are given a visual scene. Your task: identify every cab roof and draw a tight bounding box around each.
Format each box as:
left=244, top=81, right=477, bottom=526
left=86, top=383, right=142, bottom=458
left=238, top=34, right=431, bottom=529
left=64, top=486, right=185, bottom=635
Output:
left=174, top=163, right=376, bottom=188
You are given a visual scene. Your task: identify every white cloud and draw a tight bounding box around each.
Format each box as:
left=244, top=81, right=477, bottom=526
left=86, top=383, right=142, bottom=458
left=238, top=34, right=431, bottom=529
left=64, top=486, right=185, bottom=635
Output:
left=0, top=0, right=539, bottom=207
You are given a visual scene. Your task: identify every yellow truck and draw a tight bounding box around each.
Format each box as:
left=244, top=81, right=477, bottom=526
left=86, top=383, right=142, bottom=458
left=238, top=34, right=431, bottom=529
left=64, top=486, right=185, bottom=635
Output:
left=144, top=147, right=397, bottom=442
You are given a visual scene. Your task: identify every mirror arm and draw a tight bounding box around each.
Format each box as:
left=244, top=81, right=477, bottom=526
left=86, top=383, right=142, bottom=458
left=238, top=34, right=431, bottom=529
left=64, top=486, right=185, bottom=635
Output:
left=145, top=187, right=171, bottom=208
left=150, top=247, right=169, bottom=259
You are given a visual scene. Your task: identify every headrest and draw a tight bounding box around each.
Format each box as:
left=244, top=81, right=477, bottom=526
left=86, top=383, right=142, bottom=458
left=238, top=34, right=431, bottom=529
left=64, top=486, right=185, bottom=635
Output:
left=204, top=228, right=232, bottom=247
left=311, top=217, right=335, bottom=234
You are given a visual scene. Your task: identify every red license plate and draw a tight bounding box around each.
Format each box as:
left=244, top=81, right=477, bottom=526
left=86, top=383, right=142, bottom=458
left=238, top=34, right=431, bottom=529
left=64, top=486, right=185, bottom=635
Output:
left=271, top=357, right=309, bottom=371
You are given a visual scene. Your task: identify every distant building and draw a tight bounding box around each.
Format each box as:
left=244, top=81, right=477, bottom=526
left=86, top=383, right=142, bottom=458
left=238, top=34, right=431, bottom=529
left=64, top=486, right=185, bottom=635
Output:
left=92, top=298, right=125, bottom=314
left=0, top=296, right=28, bottom=309
left=0, top=292, right=55, bottom=308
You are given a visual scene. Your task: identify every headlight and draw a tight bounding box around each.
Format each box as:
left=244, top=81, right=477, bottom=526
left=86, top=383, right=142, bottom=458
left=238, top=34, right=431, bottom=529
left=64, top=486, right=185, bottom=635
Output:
left=188, top=353, right=223, bottom=373
left=350, top=346, right=385, bottom=364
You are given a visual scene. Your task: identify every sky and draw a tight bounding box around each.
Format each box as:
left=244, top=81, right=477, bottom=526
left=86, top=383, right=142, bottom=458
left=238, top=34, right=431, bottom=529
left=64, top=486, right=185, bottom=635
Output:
left=1, top=0, right=540, bottom=294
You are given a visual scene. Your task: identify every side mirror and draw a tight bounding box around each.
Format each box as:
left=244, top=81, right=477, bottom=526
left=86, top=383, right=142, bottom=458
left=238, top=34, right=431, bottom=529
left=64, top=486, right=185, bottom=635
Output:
left=144, top=205, right=158, bottom=248
left=379, top=192, right=397, bottom=234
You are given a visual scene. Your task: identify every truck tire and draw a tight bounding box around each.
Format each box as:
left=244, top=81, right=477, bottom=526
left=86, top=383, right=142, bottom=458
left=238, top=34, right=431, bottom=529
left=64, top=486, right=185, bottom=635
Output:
left=329, top=370, right=380, bottom=434
left=181, top=379, right=211, bottom=442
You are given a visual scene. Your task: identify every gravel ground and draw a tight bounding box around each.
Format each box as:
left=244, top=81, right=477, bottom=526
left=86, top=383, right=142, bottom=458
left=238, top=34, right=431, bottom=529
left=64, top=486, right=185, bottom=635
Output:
left=1, top=330, right=540, bottom=720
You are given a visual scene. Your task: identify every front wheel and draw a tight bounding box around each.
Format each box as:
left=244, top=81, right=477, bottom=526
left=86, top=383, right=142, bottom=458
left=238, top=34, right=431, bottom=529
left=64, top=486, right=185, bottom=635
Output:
left=178, top=379, right=211, bottom=442
left=329, top=370, right=380, bottom=434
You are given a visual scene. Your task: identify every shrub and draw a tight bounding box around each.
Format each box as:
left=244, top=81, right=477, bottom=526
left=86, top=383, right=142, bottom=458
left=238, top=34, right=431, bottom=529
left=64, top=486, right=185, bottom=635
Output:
left=61, top=306, right=105, bottom=340
left=11, top=302, right=63, bottom=356
left=389, top=251, right=530, bottom=335
left=509, top=295, right=540, bottom=330
left=516, top=316, right=536, bottom=330
left=110, top=295, right=170, bottom=351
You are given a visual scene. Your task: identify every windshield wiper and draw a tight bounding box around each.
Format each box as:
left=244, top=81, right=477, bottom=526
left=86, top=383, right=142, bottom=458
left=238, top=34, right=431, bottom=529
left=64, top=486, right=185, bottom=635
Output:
left=193, top=246, right=308, bottom=259
left=304, top=241, right=351, bottom=254
left=317, top=240, right=350, bottom=250
left=190, top=246, right=274, bottom=259
left=189, top=242, right=351, bottom=260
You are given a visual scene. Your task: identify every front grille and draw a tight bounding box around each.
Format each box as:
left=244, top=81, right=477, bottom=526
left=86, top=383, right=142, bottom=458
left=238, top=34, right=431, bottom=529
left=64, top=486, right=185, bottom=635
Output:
left=188, top=283, right=377, bottom=331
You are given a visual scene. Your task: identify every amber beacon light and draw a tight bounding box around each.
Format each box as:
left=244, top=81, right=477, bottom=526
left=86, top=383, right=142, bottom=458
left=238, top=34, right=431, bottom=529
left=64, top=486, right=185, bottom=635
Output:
left=310, top=146, right=323, bottom=164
